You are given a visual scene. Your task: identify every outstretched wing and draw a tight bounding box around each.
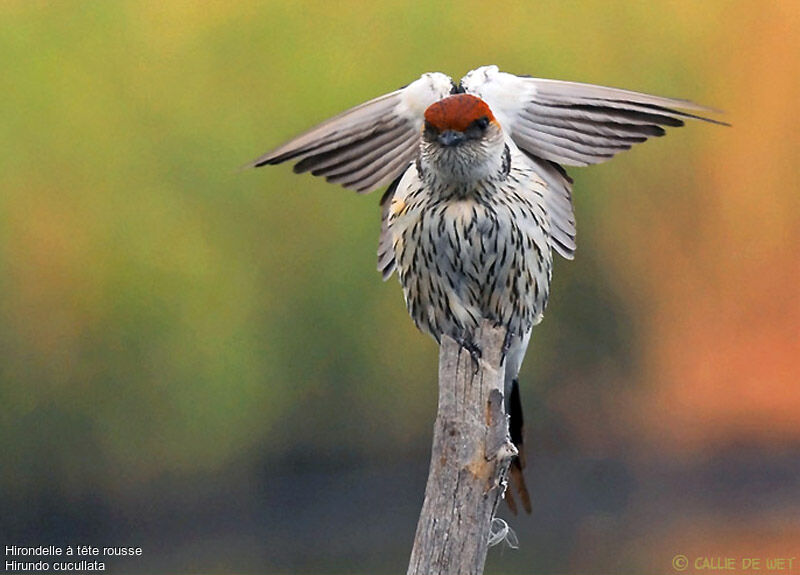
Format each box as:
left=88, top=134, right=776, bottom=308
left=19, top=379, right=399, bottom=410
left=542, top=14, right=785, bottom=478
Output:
left=462, top=65, right=725, bottom=167
left=461, top=65, right=726, bottom=259
left=248, top=72, right=454, bottom=193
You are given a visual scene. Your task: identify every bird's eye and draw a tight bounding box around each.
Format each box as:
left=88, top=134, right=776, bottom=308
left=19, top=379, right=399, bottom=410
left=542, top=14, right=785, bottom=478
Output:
left=424, top=121, right=439, bottom=140
left=464, top=116, right=491, bottom=140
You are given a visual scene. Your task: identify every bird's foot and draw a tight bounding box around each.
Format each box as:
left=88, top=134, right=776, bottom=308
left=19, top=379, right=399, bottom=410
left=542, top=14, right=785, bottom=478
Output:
left=456, top=336, right=482, bottom=374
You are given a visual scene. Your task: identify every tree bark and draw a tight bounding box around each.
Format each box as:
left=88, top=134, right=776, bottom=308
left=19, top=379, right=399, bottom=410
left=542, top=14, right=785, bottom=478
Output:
left=407, top=320, right=517, bottom=575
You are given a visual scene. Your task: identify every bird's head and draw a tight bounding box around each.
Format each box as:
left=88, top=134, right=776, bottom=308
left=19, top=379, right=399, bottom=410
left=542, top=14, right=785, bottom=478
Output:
left=420, top=94, right=506, bottom=184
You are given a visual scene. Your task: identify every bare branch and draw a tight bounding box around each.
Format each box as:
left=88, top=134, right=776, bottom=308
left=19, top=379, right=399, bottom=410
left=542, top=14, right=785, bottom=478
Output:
left=407, top=320, right=516, bottom=575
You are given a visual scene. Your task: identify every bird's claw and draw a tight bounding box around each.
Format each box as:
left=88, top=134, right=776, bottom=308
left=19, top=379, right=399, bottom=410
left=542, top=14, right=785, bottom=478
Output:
left=456, top=336, right=482, bottom=374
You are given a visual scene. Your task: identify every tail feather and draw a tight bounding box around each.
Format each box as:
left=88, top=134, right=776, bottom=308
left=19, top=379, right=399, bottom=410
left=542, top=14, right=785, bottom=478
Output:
left=506, top=377, right=531, bottom=514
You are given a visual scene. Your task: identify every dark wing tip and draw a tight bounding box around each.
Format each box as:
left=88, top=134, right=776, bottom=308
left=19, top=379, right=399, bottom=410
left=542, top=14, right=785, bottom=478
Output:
left=700, top=115, right=731, bottom=127
left=660, top=104, right=730, bottom=127
left=239, top=152, right=281, bottom=172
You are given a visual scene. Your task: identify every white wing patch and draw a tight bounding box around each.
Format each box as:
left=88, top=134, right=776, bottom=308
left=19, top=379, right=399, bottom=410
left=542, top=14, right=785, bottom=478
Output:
left=461, top=65, right=537, bottom=135
left=394, top=72, right=455, bottom=131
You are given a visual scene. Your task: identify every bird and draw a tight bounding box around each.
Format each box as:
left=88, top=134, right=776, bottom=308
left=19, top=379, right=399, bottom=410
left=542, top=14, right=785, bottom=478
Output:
left=248, top=65, right=724, bottom=514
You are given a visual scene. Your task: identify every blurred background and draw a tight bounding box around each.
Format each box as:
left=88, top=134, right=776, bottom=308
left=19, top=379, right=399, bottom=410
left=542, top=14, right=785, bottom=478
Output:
left=1, top=2, right=798, bottom=574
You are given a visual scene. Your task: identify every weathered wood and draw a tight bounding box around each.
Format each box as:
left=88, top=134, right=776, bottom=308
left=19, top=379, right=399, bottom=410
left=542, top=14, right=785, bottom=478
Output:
left=407, top=320, right=517, bottom=575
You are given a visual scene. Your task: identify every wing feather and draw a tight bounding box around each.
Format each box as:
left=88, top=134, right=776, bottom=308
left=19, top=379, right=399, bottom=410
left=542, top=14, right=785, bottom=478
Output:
left=462, top=65, right=727, bottom=258
left=377, top=175, right=404, bottom=279
left=462, top=65, right=726, bottom=168
left=339, top=147, right=416, bottom=193
left=291, top=118, right=407, bottom=173
left=514, top=126, right=615, bottom=166
left=296, top=125, right=408, bottom=177
left=249, top=73, right=453, bottom=193
left=526, top=101, right=687, bottom=128
left=523, top=121, right=640, bottom=150
left=522, top=152, right=577, bottom=259
left=520, top=112, right=666, bottom=139
left=323, top=131, right=417, bottom=180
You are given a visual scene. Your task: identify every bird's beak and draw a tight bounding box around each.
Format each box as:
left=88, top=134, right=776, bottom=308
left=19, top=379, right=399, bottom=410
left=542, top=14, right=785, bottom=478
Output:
left=437, top=130, right=466, bottom=147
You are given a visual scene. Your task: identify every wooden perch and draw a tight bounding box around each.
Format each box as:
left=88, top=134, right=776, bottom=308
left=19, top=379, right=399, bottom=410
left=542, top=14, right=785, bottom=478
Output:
left=407, top=320, right=517, bottom=575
